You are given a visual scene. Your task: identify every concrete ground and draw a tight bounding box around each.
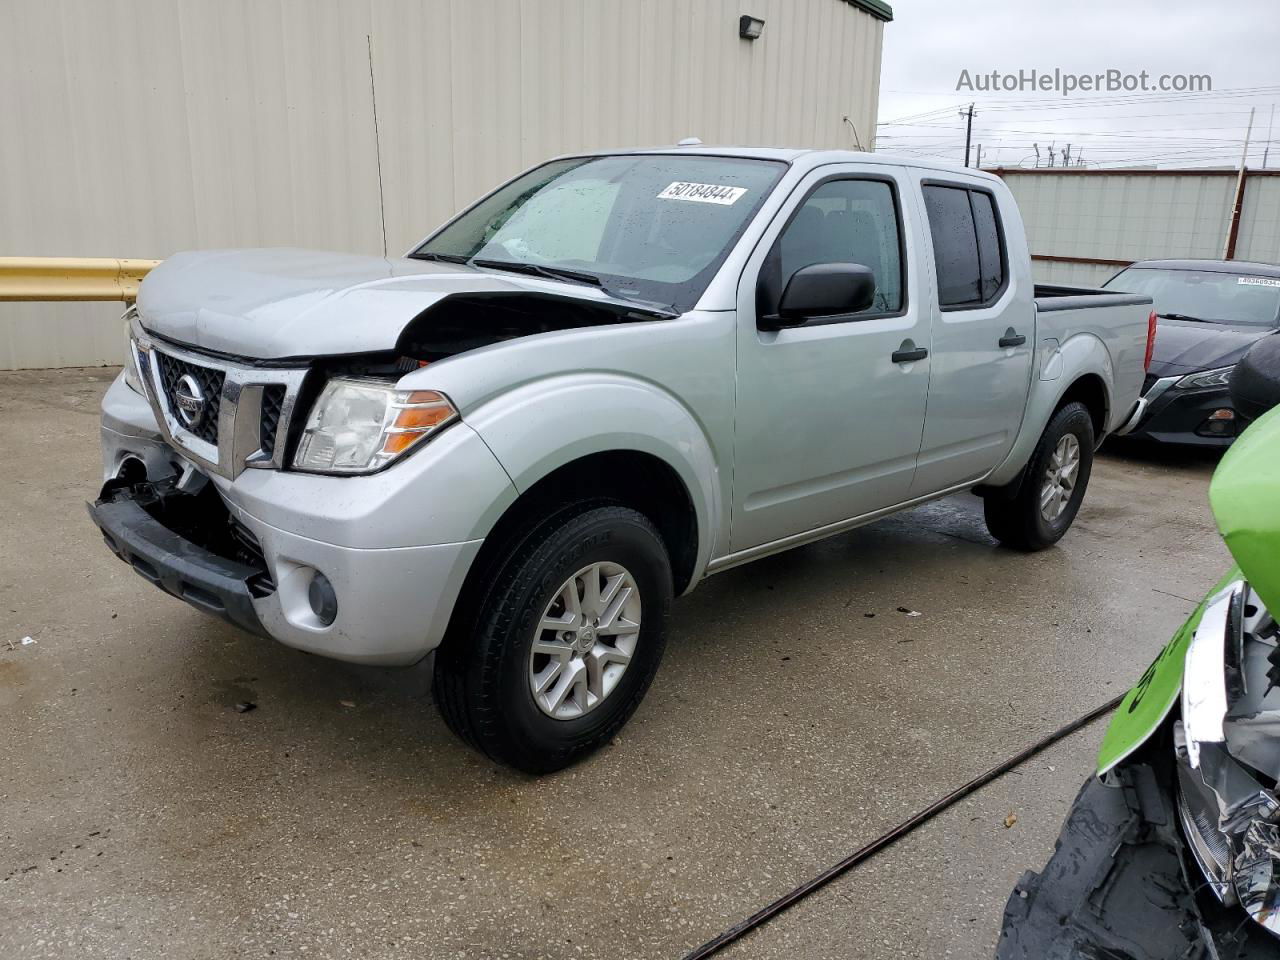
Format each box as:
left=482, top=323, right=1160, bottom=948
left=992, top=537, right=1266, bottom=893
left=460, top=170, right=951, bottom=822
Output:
left=0, top=368, right=1231, bottom=960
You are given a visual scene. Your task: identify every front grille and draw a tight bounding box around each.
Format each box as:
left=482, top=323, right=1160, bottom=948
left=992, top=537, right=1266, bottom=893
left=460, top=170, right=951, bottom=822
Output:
left=1142, top=373, right=1160, bottom=396
left=155, top=352, right=225, bottom=446
left=260, top=385, right=287, bottom=457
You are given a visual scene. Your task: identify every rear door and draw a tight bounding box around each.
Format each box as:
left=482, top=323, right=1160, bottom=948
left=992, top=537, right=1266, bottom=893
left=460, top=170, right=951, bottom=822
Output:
left=909, top=178, right=1034, bottom=496
left=729, top=164, right=932, bottom=553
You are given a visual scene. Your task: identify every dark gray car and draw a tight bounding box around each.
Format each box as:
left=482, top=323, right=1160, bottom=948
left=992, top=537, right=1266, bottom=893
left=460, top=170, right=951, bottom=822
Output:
left=1107, top=259, right=1280, bottom=446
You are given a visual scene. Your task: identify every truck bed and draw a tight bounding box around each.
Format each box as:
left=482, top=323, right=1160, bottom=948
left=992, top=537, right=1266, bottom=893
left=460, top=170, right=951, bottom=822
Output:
left=1032, top=284, right=1153, bottom=437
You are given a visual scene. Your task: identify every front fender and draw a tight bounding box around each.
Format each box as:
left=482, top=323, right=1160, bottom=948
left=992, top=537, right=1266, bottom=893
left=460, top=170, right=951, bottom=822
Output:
left=1096, top=566, right=1241, bottom=775
left=462, top=374, right=723, bottom=585
left=985, top=332, right=1114, bottom=488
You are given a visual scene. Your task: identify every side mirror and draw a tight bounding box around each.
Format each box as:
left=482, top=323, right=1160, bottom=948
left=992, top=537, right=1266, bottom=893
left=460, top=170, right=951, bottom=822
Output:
left=763, top=263, right=876, bottom=329
left=1231, top=335, right=1280, bottom=422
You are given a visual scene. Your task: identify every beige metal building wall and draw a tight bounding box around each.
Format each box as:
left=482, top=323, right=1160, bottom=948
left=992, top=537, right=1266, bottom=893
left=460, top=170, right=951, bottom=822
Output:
left=1, top=0, right=888, bottom=369
left=992, top=168, right=1280, bottom=287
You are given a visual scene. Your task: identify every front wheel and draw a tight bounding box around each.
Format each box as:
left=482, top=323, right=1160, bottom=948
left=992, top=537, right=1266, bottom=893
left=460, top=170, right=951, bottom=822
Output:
left=984, top=401, right=1095, bottom=551
left=433, top=504, right=673, bottom=774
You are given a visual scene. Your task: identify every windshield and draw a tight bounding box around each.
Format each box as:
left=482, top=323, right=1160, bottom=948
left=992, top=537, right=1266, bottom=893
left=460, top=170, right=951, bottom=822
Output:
left=1104, top=267, right=1280, bottom=327
left=411, top=154, right=787, bottom=312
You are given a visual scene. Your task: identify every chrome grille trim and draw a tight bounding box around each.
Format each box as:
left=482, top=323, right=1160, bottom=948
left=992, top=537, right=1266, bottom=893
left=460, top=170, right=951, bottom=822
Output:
left=131, top=316, right=309, bottom=480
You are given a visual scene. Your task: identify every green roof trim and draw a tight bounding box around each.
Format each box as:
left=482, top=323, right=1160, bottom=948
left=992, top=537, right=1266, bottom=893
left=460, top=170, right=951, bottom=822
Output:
left=844, top=0, right=893, bottom=22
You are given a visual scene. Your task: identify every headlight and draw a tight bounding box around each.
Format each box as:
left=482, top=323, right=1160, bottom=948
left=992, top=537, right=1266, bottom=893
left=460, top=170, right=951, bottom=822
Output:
left=293, top=377, right=457, bottom=475
left=1176, top=366, right=1234, bottom=390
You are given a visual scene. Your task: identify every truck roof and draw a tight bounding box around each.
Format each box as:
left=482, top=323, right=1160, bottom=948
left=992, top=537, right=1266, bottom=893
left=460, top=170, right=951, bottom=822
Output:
left=1128, top=259, right=1280, bottom=276
left=571, top=145, right=1003, bottom=182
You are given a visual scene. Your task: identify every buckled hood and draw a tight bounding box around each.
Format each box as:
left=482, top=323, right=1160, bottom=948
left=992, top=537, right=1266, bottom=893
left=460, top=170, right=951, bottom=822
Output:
left=135, top=248, right=656, bottom=359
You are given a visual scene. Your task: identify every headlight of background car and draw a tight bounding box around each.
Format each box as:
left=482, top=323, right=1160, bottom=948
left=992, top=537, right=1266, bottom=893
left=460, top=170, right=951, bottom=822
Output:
left=1176, top=366, right=1234, bottom=390
left=293, top=378, right=457, bottom=474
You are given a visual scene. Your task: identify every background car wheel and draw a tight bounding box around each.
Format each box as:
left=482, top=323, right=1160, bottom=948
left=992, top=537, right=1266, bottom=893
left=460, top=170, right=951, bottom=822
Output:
left=983, top=401, right=1095, bottom=552
left=433, top=503, right=672, bottom=774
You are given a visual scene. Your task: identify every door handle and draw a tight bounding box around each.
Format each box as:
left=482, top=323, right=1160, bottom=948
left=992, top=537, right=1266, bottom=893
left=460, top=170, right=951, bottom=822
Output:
left=891, top=343, right=928, bottom=364
left=999, top=329, right=1027, bottom=348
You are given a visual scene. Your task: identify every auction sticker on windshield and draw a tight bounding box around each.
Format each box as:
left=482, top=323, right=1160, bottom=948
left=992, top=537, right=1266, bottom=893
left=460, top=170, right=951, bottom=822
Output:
left=1239, top=277, right=1280, bottom=287
left=657, top=182, right=747, bottom=205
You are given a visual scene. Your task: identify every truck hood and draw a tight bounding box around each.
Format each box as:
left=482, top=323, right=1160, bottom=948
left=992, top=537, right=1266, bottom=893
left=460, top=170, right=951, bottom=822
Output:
left=135, top=248, right=665, bottom=359
left=1147, top=318, right=1273, bottom=377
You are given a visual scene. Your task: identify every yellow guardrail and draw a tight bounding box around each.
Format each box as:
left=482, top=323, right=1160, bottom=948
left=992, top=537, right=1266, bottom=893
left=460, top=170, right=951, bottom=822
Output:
left=0, top=257, right=160, bottom=302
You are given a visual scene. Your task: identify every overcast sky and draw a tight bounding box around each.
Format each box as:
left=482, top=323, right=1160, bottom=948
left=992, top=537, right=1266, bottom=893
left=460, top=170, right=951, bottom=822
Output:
left=874, top=0, right=1280, bottom=169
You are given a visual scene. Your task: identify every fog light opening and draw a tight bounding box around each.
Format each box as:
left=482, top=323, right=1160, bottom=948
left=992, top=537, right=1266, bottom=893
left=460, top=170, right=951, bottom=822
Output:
left=1197, top=409, right=1238, bottom=438
left=307, top=571, right=338, bottom=626
left=117, top=457, right=147, bottom=484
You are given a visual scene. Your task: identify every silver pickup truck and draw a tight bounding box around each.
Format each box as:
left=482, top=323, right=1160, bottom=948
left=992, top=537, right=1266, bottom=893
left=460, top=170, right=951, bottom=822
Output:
left=91, top=147, right=1154, bottom=772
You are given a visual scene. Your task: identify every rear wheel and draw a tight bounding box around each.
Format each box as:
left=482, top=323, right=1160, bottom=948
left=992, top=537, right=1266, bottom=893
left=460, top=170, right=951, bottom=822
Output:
left=984, top=401, right=1095, bottom=551
left=433, top=503, right=672, bottom=774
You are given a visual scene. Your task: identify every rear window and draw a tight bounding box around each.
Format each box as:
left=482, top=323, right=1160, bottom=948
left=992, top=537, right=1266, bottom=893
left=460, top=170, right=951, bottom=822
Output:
left=922, top=184, right=1006, bottom=308
left=1103, top=267, right=1280, bottom=328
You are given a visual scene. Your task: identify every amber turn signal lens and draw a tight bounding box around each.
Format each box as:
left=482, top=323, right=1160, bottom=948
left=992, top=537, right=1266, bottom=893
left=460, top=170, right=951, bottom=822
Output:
left=392, top=404, right=453, bottom=430
left=380, top=432, right=422, bottom=455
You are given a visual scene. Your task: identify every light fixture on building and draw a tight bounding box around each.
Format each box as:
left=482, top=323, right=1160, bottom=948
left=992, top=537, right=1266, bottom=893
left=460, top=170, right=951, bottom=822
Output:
left=739, top=15, right=765, bottom=40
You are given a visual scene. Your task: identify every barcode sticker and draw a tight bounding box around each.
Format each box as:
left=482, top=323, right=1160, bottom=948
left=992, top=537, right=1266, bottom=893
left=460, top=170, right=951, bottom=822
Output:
left=1238, top=277, right=1280, bottom=287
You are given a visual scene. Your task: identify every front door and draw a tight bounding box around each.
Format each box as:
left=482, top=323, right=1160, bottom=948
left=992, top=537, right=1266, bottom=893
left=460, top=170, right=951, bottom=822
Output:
left=730, top=166, right=932, bottom=553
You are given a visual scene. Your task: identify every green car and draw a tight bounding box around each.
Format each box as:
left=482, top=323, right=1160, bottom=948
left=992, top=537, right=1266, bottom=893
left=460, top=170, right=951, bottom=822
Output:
left=999, top=335, right=1280, bottom=960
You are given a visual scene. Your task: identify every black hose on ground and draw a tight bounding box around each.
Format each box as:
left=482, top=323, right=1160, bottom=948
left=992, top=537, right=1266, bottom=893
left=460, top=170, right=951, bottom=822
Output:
left=679, top=693, right=1127, bottom=960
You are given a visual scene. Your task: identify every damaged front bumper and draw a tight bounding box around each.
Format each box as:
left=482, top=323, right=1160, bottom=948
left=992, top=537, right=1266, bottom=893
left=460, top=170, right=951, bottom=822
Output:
left=1000, top=578, right=1280, bottom=957
left=89, top=479, right=271, bottom=639
left=96, top=371, right=507, bottom=665
left=1175, top=578, right=1280, bottom=933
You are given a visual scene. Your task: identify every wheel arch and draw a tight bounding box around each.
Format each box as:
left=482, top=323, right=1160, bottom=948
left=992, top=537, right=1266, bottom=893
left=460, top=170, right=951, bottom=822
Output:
left=982, top=333, right=1114, bottom=490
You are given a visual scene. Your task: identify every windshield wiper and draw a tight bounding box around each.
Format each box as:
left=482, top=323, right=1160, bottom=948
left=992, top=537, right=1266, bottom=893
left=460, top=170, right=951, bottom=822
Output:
left=1159, top=312, right=1211, bottom=323
left=409, top=251, right=470, bottom=264
left=470, top=258, right=607, bottom=289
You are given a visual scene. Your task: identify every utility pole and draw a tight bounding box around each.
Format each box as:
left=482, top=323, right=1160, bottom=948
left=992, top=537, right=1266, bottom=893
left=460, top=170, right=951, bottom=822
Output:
left=1264, top=104, right=1276, bottom=169
left=1223, top=106, right=1256, bottom=260
left=975, top=143, right=983, bottom=168
left=1032, top=143, right=1040, bottom=168
left=960, top=103, right=975, bottom=167
left=1047, top=143, right=1056, bottom=168
left=1063, top=143, right=1072, bottom=166
left=1075, top=148, right=1084, bottom=168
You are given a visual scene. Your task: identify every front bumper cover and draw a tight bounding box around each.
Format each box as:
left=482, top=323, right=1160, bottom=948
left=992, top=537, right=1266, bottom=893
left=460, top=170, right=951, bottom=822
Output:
left=96, top=371, right=502, bottom=665
left=89, top=481, right=269, bottom=639
left=1119, top=374, right=1240, bottom=446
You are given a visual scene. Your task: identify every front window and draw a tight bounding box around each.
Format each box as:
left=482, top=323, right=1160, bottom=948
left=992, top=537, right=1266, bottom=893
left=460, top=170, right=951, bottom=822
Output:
left=411, top=154, right=787, bottom=313
left=1104, top=267, right=1280, bottom=328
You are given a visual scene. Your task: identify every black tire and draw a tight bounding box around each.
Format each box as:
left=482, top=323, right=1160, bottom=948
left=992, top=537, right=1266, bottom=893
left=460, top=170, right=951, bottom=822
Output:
left=433, top=503, right=673, bottom=774
left=983, top=401, right=1095, bottom=551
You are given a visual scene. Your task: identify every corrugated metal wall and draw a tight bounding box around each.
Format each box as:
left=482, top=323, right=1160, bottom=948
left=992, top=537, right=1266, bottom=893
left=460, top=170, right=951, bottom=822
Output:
left=994, top=169, right=1280, bottom=287
left=1, top=0, right=885, bottom=369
